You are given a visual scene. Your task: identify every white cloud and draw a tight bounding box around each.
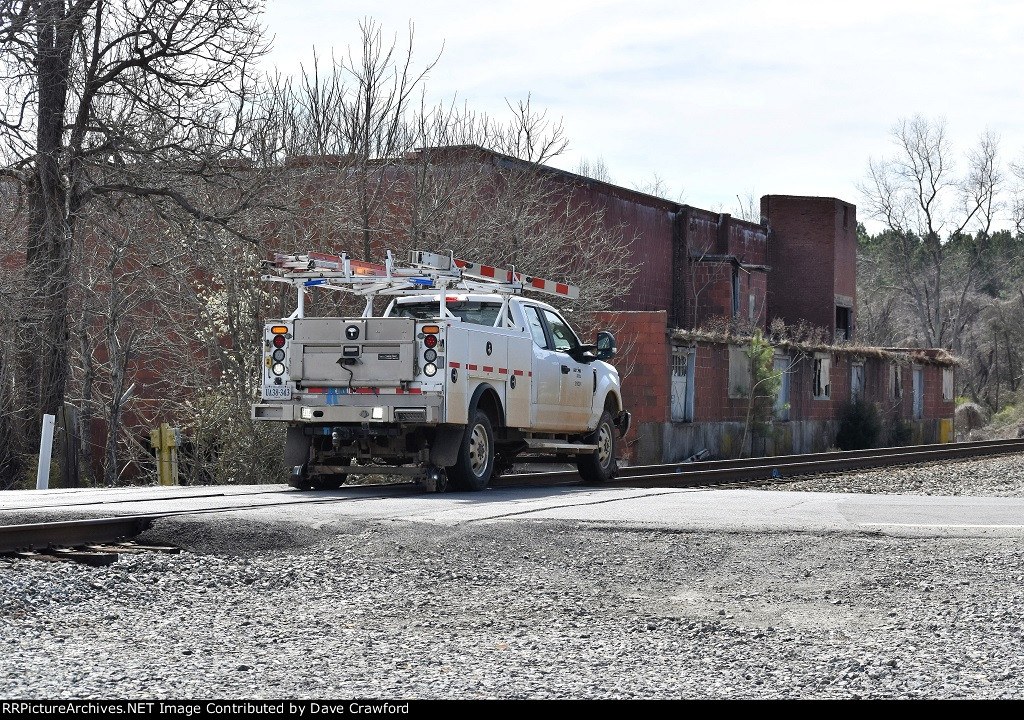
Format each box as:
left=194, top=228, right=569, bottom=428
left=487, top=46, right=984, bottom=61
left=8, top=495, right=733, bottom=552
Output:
left=263, top=0, right=1024, bottom=231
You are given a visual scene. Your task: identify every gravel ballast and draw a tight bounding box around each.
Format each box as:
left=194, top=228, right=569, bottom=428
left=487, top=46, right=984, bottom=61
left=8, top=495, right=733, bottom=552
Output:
left=2, top=455, right=1023, bottom=699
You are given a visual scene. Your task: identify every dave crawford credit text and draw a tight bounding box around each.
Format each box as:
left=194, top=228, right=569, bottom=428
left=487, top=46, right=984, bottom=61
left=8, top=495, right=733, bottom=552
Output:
left=1, top=703, right=411, bottom=716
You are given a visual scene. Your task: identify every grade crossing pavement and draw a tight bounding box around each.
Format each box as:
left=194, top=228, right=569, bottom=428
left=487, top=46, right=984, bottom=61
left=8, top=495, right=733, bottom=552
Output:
left=2, top=483, right=1023, bottom=538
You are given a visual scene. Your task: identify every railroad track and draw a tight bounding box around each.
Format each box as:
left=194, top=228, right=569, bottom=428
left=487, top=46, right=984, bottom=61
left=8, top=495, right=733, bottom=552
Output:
left=498, top=437, right=1024, bottom=489
left=3, top=437, right=1023, bottom=561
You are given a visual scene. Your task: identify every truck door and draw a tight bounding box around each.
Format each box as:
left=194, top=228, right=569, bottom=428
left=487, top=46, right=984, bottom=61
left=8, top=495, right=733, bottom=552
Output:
left=539, top=308, right=591, bottom=430
left=523, top=305, right=562, bottom=429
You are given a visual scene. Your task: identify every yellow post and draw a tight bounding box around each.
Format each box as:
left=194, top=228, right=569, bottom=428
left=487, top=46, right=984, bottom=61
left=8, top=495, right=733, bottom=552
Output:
left=150, top=423, right=181, bottom=485
left=939, top=418, right=954, bottom=444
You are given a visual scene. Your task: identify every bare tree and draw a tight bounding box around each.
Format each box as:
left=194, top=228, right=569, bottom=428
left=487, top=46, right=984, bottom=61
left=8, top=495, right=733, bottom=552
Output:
left=0, top=0, right=271, bottom=479
left=857, top=116, right=1002, bottom=350
left=634, top=172, right=685, bottom=202
left=1011, top=155, right=1024, bottom=236
left=267, top=27, right=634, bottom=324
left=265, top=19, right=440, bottom=264
left=855, top=250, right=907, bottom=346
left=575, top=156, right=612, bottom=183
left=733, top=190, right=761, bottom=224
left=67, top=199, right=177, bottom=485
left=393, top=97, right=633, bottom=322
left=158, top=218, right=283, bottom=485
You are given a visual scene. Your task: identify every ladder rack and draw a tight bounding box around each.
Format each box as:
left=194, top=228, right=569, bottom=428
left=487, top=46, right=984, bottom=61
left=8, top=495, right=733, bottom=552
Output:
left=263, top=249, right=580, bottom=319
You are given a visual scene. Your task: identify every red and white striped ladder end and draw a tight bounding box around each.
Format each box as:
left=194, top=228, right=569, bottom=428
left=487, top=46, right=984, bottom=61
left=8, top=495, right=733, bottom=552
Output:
left=453, top=258, right=580, bottom=300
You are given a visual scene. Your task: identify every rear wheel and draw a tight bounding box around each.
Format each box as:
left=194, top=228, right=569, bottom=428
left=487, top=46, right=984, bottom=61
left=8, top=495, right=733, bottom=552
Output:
left=577, top=410, right=618, bottom=484
left=447, top=410, right=495, bottom=492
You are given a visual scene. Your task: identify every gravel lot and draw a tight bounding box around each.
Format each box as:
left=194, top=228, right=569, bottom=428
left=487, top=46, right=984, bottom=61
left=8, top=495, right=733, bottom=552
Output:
left=2, top=455, right=1023, bottom=699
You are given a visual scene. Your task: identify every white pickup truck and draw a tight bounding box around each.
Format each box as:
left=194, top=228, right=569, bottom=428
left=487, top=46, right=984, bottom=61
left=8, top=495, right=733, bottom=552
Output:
left=251, top=250, right=630, bottom=491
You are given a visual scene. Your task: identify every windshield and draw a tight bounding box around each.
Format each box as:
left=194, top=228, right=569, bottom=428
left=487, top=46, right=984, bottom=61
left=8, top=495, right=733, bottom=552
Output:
left=391, top=301, right=503, bottom=326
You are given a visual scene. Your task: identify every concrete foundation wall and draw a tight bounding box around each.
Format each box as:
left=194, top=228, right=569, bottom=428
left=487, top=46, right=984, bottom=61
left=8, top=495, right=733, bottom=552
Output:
left=630, top=418, right=952, bottom=465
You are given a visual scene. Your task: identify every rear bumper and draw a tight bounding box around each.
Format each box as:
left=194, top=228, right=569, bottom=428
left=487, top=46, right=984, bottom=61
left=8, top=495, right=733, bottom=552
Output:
left=253, top=394, right=442, bottom=424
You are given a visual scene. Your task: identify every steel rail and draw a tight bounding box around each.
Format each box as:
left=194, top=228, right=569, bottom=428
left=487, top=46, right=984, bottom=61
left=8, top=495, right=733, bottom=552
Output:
left=0, top=486, right=418, bottom=555
left=0, top=515, right=159, bottom=555
left=4, top=438, right=1023, bottom=555
left=496, top=437, right=1024, bottom=488
left=623, top=437, right=1024, bottom=478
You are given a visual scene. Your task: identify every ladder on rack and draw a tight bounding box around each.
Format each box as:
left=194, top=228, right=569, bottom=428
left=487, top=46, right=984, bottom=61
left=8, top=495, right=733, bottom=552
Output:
left=263, top=248, right=580, bottom=318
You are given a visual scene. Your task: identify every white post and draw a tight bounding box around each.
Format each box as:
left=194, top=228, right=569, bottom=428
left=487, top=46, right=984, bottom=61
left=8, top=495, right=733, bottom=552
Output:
left=36, top=414, right=56, bottom=490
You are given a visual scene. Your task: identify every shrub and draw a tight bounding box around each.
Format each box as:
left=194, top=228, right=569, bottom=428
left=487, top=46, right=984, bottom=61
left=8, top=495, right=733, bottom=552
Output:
left=835, top=398, right=882, bottom=450
left=884, top=417, right=913, bottom=447
left=954, top=402, right=986, bottom=433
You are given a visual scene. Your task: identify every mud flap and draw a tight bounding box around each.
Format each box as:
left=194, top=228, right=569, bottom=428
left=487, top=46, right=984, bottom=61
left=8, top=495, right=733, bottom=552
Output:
left=429, top=425, right=464, bottom=468
left=284, top=425, right=312, bottom=467
left=614, top=410, right=631, bottom=438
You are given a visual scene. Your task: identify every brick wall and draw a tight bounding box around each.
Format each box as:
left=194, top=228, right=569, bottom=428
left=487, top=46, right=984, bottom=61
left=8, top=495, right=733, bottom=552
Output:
left=680, top=209, right=769, bottom=332
left=762, top=195, right=857, bottom=340
left=595, top=310, right=669, bottom=461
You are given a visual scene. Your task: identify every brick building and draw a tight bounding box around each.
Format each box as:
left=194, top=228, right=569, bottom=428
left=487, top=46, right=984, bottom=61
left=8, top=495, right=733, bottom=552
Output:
left=520, top=153, right=956, bottom=464
left=1, top=147, right=957, bottom=476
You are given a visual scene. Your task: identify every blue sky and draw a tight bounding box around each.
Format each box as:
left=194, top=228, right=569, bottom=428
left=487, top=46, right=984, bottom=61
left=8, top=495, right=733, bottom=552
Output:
left=262, top=0, right=1024, bottom=231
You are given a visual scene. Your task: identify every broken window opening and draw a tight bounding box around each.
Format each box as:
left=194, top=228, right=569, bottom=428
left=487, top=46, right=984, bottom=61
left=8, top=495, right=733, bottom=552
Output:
left=913, top=367, right=924, bottom=419
left=731, top=266, right=740, bottom=318
left=890, top=363, right=903, bottom=400
left=813, top=354, right=831, bottom=400
left=851, top=363, right=865, bottom=400
left=671, top=347, right=696, bottom=422
left=835, top=306, right=851, bottom=341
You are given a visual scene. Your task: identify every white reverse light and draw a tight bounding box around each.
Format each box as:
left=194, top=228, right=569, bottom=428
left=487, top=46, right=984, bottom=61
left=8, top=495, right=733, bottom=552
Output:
left=423, top=362, right=437, bottom=377
left=372, top=406, right=384, bottom=420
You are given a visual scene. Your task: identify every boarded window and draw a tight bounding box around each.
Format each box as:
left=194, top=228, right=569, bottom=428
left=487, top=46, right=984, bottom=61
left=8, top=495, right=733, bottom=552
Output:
left=813, top=354, right=831, bottom=400
left=913, top=367, right=924, bottom=419
left=671, top=348, right=696, bottom=422
left=774, top=354, right=791, bottom=421
left=942, top=367, right=954, bottom=402
left=851, top=363, right=865, bottom=399
left=890, top=363, right=903, bottom=400
left=728, top=345, right=750, bottom=398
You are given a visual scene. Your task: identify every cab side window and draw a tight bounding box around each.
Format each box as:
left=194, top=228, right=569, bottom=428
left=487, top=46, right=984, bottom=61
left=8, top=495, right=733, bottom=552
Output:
left=541, top=309, right=580, bottom=351
left=524, top=306, right=550, bottom=349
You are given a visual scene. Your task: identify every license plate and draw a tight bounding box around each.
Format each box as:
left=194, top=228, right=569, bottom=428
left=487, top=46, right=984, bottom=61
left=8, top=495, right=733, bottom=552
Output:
left=263, top=385, right=292, bottom=400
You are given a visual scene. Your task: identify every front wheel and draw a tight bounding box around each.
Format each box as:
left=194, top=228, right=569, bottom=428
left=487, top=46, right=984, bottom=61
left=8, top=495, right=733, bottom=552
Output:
left=447, top=410, right=495, bottom=491
left=577, top=410, right=618, bottom=484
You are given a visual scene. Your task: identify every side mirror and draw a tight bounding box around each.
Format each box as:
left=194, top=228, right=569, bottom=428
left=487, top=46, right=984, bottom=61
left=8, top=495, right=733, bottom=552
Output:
left=595, top=331, right=617, bottom=361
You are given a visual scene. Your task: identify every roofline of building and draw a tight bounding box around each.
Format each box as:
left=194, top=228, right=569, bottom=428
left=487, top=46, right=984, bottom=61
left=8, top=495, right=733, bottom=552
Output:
left=761, top=194, right=855, bottom=207
left=667, top=328, right=959, bottom=366
left=416, top=144, right=775, bottom=232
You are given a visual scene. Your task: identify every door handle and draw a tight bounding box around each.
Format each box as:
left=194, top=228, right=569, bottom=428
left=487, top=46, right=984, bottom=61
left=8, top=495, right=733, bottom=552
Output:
left=561, top=365, right=570, bottom=374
